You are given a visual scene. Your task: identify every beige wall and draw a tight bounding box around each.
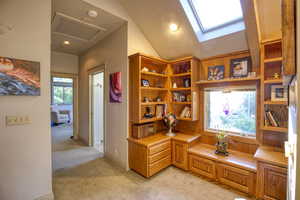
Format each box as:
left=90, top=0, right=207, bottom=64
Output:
left=79, top=24, right=128, bottom=169
left=51, top=51, right=79, bottom=74
left=82, top=0, right=159, bottom=56
left=0, top=0, right=52, bottom=200
left=256, top=0, right=282, bottom=40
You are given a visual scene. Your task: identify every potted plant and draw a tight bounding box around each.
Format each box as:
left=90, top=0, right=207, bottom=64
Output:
left=215, top=130, right=229, bottom=156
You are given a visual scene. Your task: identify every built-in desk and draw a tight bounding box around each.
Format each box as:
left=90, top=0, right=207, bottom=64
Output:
left=127, top=132, right=201, bottom=177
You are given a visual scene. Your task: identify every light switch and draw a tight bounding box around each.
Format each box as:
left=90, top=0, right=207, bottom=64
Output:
left=6, top=116, right=31, bottom=126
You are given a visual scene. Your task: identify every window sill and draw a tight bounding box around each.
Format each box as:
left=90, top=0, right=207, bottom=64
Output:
left=202, top=130, right=258, bottom=145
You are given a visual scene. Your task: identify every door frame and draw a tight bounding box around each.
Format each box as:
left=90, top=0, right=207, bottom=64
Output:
left=88, top=65, right=106, bottom=152
left=51, top=72, right=79, bottom=139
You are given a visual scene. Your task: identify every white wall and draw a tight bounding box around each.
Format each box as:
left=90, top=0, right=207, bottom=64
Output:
left=51, top=51, right=79, bottom=74
left=79, top=24, right=128, bottom=169
left=82, top=0, right=159, bottom=56
left=0, top=0, right=52, bottom=200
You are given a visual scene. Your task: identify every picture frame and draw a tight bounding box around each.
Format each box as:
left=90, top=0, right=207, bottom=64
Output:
left=271, top=85, right=288, bottom=101
left=230, top=57, right=251, bottom=78
left=207, top=65, right=224, bottom=80
left=0, top=56, right=40, bottom=96
left=155, top=104, right=165, bottom=118
left=110, top=72, right=122, bottom=103
left=141, top=79, right=150, bottom=87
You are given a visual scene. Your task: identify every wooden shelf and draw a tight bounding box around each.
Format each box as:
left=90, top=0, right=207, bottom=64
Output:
left=170, top=72, right=191, bottom=77
left=170, top=87, right=191, bottom=91
left=141, top=102, right=167, bottom=106
left=141, top=87, right=168, bottom=91
left=264, top=79, right=283, bottom=84
left=177, top=117, right=193, bottom=121
left=171, top=102, right=192, bottom=105
left=261, top=126, right=288, bottom=133
left=141, top=71, right=168, bottom=77
left=264, top=57, right=283, bottom=63
left=140, top=117, right=163, bottom=123
left=264, top=101, right=288, bottom=105
left=196, top=77, right=260, bottom=85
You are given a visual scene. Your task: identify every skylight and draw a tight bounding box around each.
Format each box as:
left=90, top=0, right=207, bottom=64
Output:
left=189, top=0, right=243, bottom=32
left=180, top=0, right=245, bottom=42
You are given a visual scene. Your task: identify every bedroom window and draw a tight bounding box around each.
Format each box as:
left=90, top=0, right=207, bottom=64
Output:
left=204, top=87, right=256, bottom=137
left=52, top=77, right=73, bottom=105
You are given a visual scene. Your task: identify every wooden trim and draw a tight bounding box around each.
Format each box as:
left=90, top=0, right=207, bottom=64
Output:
left=200, top=50, right=249, bottom=62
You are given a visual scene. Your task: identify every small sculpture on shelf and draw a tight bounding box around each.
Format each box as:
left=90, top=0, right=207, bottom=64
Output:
left=141, top=67, right=149, bottom=72
left=215, top=131, right=229, bottom=156
left=273, top=73, right=280, bottom=79
left=155, top=96, right=162, bottom=102
left=163, top=113, right=177, bottom=136
left=143, top=97, right=149, bottom=103
left=143, top=107, right=154, bottom=119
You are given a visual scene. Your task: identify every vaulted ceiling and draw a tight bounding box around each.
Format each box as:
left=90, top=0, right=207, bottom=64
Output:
left=117, top=0, right=281, bottom=60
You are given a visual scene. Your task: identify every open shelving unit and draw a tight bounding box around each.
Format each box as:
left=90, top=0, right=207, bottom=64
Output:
left=260, top=39, right=288, bottom=147
left=129, top=53, right=199, bottom=125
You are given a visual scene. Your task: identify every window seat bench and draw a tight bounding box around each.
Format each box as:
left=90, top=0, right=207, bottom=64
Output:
left=188, top=143, right=257, bottom=196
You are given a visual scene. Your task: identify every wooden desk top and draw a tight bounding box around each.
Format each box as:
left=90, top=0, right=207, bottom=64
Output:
left=254, top=146, right=287, bottom=168
left=127, top=132, right=201, bottom=147
left=189, top=143, right=257, bottom=172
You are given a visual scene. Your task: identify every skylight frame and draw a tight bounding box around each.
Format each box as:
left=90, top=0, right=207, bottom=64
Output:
left=187, top=0, right=244, bottom=33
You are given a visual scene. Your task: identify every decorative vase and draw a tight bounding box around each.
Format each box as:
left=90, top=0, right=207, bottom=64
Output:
left=163, top=113, right=177, bottom=137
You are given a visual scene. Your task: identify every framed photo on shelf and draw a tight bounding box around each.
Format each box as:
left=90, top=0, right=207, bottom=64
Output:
left=271, top=85, right=288, bottom=101
left=141, top=79, right=150, bottom=87
left=155, top=104, right=165, bottom=118
left=207, top=65, right=224, bottom=80
left=230, top=57, right=251, bottom=78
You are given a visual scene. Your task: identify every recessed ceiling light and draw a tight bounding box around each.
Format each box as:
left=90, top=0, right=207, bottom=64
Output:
left=63, top=41, right=70, bottom=45
left=88, top=10, right=98, bottom=18
left=169, top=23, right=179, bottom=32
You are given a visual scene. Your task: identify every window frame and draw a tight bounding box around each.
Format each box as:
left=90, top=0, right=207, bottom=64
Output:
left=51, top=77, right=73, bottom=105
left=204, top=86, right=257, bottom=138
left=187, top=0, right=244, bottom=33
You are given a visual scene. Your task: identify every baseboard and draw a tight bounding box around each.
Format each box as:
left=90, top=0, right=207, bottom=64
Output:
left=34, top=192, right=54, bottom=200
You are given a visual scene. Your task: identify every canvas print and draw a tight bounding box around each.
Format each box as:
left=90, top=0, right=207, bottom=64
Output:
left=0, top=57, right=40, bottom=96
left=230, top=57, right=251, bottom=78
left=208, top=65, right=224, bottom=80
left=110, top=72, right=122, bottom=103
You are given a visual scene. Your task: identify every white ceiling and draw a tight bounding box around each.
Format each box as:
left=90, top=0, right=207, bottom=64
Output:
left=51, top=0, right=125, bottom=55
left=117, top=0, right=249, bottom=60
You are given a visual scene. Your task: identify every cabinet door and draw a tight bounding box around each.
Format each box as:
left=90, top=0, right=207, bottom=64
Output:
left=216, top=164, right=256, bottom=195
left=257, top=162, right=287, bottom=200
left=189, top=154, right=216, bottom=179
left=172, top=141, right=188, bottom=170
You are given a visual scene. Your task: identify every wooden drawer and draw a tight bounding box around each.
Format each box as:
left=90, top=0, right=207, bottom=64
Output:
left=149, top=148, right=171, bottom=164
left=217, top=164, right=256, bottom=195
left=149, top=155, right=171, bottom=176
left=149, top=141, right=171, bottom=155
left=189, top=154, right=216, bottom=179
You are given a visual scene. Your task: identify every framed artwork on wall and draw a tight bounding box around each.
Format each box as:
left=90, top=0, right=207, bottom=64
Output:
left=207, top=65, right=224, bottom=80
left=0, top=57, right=40, bottom=96
left=110, top=72, right=122, bottom=103
left=230, top=57, right=251, bottom=78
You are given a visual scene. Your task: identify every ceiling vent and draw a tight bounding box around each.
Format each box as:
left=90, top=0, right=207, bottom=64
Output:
left=52, top=12, right=106, bottom=42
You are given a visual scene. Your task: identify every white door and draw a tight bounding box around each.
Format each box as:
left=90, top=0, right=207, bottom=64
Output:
left=91, top=72, right=104, bottom=153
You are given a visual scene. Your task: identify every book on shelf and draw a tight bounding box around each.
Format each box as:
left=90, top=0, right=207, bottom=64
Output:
left=265, top=110, right=279, bottom=127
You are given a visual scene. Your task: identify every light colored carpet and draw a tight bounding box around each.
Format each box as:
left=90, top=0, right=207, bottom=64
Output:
left=52, top=126, right=252, bottom=200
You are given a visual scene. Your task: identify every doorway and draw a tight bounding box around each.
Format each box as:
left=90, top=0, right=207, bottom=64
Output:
left=89, top=69, right=105, bottom=153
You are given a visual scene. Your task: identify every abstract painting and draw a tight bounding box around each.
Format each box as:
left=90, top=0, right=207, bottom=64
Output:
left=230, top=56, right=251, bottom=78
left=110, top=72, right=122, bottom=103
left=207, top=65, right=224, bottom=80
left=0, top=57, right=40, bottom=96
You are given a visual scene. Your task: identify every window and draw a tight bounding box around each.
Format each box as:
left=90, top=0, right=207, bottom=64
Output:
left=189, top=0, right=243, bottom=32
left=52, top=77, right=73, bottom=105
left=180, top=0, right=245, bottom=42
left=204, top=87, right=256, bottom=137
